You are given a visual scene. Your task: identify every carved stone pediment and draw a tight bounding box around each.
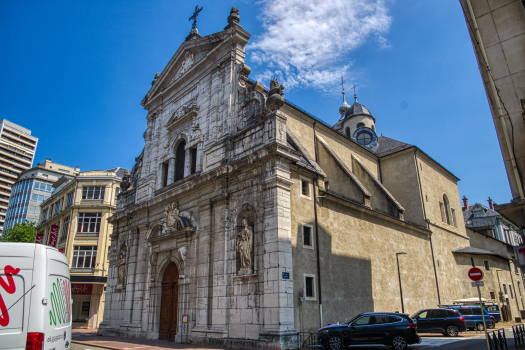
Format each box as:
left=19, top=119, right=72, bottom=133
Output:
left=165, top=101, right=200, bottom=131
left=146, top=203, right=196, bottom=244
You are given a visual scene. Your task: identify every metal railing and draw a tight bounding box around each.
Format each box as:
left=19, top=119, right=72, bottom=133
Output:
left=290, top=332, right=328, bottom=350
left=513, top=324, right=525, bottom=347
left=488, top=328, right=508, bottom=350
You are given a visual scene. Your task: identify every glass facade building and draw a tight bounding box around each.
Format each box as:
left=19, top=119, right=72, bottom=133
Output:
left=3, top=159, right=79, bottom=232
left=4, top=178, right=54, bottom=228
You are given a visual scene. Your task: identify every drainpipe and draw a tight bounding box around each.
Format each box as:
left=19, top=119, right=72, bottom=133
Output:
left=313, top=122, right=323, bottom=328
left=465, top=0, right=524, bottom=199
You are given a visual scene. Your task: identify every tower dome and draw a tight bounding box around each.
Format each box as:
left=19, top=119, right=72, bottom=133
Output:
left=339, top=91, right=351, bottom=115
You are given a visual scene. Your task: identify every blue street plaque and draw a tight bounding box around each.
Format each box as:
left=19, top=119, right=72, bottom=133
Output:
left=282, top=272, right=290, bottom=279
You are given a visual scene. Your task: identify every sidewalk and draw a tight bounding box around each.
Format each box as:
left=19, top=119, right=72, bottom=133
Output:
left=72, top=333, right=241, bottom=350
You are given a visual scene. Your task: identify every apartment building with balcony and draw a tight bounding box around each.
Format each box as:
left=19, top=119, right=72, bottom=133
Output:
left=37, top=167, right=127, bottom=328
left=0, top=119, right=38, bottom=232
left=3, top=159, right=79, bottom=231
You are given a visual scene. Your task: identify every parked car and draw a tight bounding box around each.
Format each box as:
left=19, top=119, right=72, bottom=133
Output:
left=439, top=305, right=495, bottom=330
left=317, top=312, right=421, bottom=350
left=485, top=304, right=502, bottom=322
left=410, top=309, right=467, bottom=336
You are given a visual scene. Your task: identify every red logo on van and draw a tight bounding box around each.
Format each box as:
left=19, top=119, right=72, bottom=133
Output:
left=0, top=265, right=20, bottom=327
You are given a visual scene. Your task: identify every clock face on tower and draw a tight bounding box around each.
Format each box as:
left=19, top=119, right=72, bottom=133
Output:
left=353, top=127, right=377, bottom=150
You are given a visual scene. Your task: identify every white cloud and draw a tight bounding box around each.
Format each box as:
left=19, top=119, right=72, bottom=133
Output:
left=248, top=0, right=392, bottom=90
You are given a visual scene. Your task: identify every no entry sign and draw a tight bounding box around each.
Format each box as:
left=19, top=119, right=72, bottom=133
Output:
left=468, top=267, right=484, bottom=281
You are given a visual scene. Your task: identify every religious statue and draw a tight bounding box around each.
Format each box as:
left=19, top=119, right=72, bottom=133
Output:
left=237, top=219, right=253, bottom=271
left=162, top=202, right=182, bottom=233
left=118, top=245, right=127, bottom=285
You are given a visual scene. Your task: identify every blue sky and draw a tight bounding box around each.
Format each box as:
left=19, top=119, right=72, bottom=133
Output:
left=0, top=0, right=510, bottom=207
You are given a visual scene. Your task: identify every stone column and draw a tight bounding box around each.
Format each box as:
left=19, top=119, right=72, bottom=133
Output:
left=193, top=200, right=212, bottom=333
left=196, top=142, right=204, bottom=172
left=167, top=157, right=175, bottom=185
left=259, top=128, right=297, bottom=347
left=184, top=148, right=191, bottom=178
left=131, top=224, right=149, bottom=331
left=210, top=195, right=229, bottom=336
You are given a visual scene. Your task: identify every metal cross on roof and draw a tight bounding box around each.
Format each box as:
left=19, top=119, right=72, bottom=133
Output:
left=189, top=5, right=203, bottom=30
left=351, top=84, right=358, bottom=102
left=340, top=76, right=345, bottom=92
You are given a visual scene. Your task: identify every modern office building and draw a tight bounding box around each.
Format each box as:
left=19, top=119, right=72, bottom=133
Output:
left=459, top=0, right=525, bottom=229
left=0, top=119, right=38, bottom=232
left=3, top=159, right=79, bottom=231
left=37, top=167, right=127, bottom=328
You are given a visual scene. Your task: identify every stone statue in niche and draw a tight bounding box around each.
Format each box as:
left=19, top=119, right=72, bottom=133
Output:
left=237, top=219, right=253, bottom=271
left=118, top=245, right=127, bottom=285
left=162, top=202, right=183, bottom=233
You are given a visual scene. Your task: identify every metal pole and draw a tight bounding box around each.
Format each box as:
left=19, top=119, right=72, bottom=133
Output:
left=397, top=253, right=404, bottom=313
left=477, top=285, right=490, bottom=350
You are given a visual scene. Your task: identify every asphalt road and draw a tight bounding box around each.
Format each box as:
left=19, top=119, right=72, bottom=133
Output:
left=71, top=329, right=513, bottom=350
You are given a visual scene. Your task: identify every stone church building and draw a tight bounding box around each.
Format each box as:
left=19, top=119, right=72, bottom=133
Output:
left=99, top=7, right=509, bottom=348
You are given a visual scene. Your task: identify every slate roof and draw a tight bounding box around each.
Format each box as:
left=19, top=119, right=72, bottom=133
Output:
left=333, top=100, right=373, bottom=130
left=105, top=167, right=130, bottom=179
left=372, top=136, right=413, bottom=157
left=452, top=246, right=510, bottom=260
left=463, top=204, right=500, bottom=222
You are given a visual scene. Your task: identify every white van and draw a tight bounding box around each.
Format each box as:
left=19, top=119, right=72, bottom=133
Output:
left=0, top=243, right=72, bottom=350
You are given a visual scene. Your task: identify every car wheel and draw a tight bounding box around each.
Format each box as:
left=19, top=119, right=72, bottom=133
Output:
left=328, top=336, right=342, bottom=350
left=477, top=323, right=484, bottom=331
left=391, top=334, right=408, bottom=350
left=489, top=320, right=496, bottom=329
left=445, top=325, right=459, bottom=337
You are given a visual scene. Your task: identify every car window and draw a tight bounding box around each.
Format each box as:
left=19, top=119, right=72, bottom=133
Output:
left=371, top=315, right=391, bottom=324
left=418, top=311, right=430, bottom=319
left=433, top=310, right=448, bottom=318
left=388, top=316, right=403, bottom=323
left=447, top=310, right=458, bottom=317
left=472, top=309, right=489, bottom=316
left=354, top=316, right=371, bottom=326
left=458, top=308, right=472, bottom=315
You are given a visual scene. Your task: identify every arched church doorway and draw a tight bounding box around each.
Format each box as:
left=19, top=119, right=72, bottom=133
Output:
left=159, top=262, right=179, bottom=340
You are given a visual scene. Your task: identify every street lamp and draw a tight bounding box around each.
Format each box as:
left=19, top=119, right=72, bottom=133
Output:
left=396, top=252, right=407, bottom=313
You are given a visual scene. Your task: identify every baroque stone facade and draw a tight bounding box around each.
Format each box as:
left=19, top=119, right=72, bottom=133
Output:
left=99, top=7, right=525, bottom=349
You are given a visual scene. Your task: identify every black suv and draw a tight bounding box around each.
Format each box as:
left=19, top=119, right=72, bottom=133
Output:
left=317, top=312, right=420, bottom=350
left=411, top=309, right=467, bottom=336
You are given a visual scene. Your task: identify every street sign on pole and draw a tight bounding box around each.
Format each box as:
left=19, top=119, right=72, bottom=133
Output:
left=468, top=266, right=490, bottom=349
left=468, top=267, right=484, bottom=281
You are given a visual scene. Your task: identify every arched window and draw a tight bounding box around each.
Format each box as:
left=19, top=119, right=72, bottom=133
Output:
left=357, top=123, right=365, bottom=129
left=443, top=194, right=451, bottom=225
left=175, top=140, right=186, bottom=181
left=345, top=127, right=351, bottom=138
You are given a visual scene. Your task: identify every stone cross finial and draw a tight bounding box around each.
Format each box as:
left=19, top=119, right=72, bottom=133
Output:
left=189, top=5, right=203, bottom=31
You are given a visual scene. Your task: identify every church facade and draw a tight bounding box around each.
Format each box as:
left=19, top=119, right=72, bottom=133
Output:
left=98, top=7, right=509, bottom=349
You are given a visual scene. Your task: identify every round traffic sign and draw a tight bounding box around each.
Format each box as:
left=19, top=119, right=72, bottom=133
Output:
left=468, top=267, right=484, bottom=281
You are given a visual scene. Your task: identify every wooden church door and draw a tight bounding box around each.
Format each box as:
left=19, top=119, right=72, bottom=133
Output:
left=159, top=262, right=179, bottom=340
